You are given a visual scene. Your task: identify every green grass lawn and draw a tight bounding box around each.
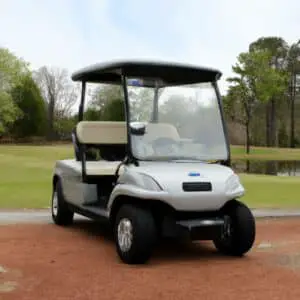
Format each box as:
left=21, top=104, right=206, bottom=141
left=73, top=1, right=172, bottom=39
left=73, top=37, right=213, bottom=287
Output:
left=0, top=144, right=299, bottom=209
left=239, top=174, right=300, bottom=209
left=0, top=145, right=72, bottom=209
left=231, top=145, right=300, bottom=160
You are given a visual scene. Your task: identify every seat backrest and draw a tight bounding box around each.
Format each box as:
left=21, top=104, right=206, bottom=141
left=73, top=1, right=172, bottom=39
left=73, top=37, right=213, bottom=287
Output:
left=76, top=121, right=127, bottom=145
left=144, top=123, right=180, bottom=142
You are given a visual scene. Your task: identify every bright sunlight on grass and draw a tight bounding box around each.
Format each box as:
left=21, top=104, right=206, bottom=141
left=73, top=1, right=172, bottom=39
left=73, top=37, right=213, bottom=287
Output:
left=0, top=144, right=299, bottom=209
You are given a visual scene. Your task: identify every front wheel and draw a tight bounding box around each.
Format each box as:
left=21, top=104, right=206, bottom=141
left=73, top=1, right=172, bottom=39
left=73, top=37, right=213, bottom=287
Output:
left=114, top=204, right=157, bottom=264
left=213, top=201, right=255, bottom=256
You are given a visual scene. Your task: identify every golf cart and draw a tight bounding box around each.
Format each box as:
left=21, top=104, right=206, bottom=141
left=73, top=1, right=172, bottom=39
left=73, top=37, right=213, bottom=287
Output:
left=51, top=60, right=255, bottom=264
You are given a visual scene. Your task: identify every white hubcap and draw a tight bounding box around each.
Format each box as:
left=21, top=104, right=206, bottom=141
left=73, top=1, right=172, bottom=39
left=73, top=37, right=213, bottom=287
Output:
left=52, top=191, right=58, bottom=216
left=117, top=218, right=133, bottom=252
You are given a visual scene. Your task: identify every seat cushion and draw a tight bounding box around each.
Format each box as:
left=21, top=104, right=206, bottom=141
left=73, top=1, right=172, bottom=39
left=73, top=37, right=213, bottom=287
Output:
left=71, top=160, right=123, bottom=176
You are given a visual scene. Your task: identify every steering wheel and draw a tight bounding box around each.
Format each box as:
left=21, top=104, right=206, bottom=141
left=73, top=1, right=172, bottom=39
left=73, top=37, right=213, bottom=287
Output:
left=151, top=137, right=179, bottom=155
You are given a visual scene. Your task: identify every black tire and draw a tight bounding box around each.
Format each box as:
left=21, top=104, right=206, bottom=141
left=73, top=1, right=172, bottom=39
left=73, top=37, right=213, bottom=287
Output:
left=51, top=179, right=74, bottom=226
left=114, top=204, right=157, bottom=264
left=213, top=200, right=255, bottom=256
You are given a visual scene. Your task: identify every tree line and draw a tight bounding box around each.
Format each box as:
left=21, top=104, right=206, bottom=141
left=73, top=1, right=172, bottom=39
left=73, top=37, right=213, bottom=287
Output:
left=0, top=48, right=80, bottom=141
left=223, top=36, right=300, bottom=152
left=0, top=36, right=299, bottom=151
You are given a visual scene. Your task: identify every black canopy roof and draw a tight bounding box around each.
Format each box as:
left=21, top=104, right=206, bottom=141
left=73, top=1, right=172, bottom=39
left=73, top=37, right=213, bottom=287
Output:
left=71, top=60, right=222, bottom=85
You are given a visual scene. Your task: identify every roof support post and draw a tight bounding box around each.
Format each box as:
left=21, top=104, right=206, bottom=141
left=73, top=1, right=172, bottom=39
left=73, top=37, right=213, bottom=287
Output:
left=78, top=81, right=86, bottom=122
left=120, top=72, right=138, bottom=166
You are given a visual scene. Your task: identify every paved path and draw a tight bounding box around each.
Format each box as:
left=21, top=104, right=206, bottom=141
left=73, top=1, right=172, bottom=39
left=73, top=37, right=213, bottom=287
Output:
left=0, top=208, right=300, bottom=224
left=0, top=209, right=87, bottom=224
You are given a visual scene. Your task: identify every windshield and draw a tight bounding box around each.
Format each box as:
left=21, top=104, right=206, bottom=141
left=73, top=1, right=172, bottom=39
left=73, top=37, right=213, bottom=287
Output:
left=126, top=78, right=228, bottom=161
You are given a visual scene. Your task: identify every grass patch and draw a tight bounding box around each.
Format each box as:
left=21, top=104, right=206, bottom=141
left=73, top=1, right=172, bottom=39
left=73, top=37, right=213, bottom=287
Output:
left=0, top=145, right=72, bottom=209
left=239, top=173, right=300, bottom=209
left=231, top=145, right=300, bottom=160
left=0, top=144, right=299, bottom=209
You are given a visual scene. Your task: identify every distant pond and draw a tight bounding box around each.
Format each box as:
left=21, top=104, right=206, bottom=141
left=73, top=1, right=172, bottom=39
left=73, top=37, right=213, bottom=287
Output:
left=231, top=160, right=300, bottom=176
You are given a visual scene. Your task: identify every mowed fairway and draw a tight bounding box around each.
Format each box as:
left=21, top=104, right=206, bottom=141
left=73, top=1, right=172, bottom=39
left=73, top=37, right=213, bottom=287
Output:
left=0, top=144, right=300, bottom=209
left=231, top=145, right=300, bottom=160
left=239, top=174, right=300, bottom=208
left=0, top=145, right=72, bottom=208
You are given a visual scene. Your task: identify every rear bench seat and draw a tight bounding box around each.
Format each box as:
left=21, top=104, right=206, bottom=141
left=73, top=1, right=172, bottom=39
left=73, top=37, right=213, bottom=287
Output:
left=74, top=121, right=182, bottom=176
left=75, top=121, right=127, bottom=176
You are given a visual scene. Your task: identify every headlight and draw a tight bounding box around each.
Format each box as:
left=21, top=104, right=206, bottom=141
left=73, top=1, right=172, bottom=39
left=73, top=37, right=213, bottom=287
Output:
left=225, top=173, right=243, bottom=193
left=138, top=173, right=163, bottom=191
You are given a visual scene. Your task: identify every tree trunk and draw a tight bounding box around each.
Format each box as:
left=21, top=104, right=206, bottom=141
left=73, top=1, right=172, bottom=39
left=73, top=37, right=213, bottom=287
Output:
left=265, top=103, right=271, bottom=147
left=246, top=160, right=250, bottom=173
left=47, top=98, right=55, bottom=141
left=246, top=121, right=250, bottom=154
left=290, top=74, right=296, bottom=148
left=270, top=98, right=277, bottom=147
left=265, top=160, right=277, bottom=175
left=265, top=99, right=277, bottom=147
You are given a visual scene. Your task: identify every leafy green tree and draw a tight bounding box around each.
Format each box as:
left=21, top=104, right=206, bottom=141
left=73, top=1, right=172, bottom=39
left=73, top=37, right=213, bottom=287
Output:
left=88, top=84, right=125, bottom=121
left=54, top=116, right=76, bottom=140
left=0, top=47, right=30, bottom=135
left=227, top=49, right=288, bottom=152
left=249, top=37, right=290, bottom=147
left=223, top=85, right=253, bottom=152
left=101, top=98, right=125, bottom=121
left=159, top=95, right=191, bottom=134
left=0, top=47, right=30, bottom=91
left=89, top=84, right=155, bottom=122
left=10, top=75, right=47, bottom=137
left=127, top=87, right=154, bottom=122
left=0, top=91, right=22, bottom=135
left=286, top=40, right=300, bottom=147
left=89, top=85, right=123, bottom=111
left=84, top=107, right=101, bottom=121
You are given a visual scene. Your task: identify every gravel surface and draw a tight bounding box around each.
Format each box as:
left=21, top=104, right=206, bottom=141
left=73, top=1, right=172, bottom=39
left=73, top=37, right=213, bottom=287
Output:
left=1, top=218, right=300, bottom=299
left=1, top=208, right=300, bottom=225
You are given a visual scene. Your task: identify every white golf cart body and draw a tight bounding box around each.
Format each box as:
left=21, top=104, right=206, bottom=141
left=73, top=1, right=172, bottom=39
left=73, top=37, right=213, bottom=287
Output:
left=51, top=61, right=255, bottom=263
left=54, top=120, right=244, bottom=213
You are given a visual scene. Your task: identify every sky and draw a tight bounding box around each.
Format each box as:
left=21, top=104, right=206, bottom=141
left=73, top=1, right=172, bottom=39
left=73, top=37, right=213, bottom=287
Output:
left=0, top=0, right=299, bottom=94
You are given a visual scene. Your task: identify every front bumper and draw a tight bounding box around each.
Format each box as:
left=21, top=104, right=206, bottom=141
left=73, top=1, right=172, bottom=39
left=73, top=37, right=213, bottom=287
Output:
left=162, top=216, right=224, bottom=241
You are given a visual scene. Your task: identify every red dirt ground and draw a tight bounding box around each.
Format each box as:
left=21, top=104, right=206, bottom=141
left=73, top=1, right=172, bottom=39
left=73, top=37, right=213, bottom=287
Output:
left=1, top=218, right=300, bottom=300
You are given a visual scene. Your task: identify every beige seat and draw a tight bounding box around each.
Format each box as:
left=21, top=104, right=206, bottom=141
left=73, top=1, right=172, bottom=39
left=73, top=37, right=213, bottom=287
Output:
left=71, top=160, right=124, bottom=176
left=74, top=122, right=180, bottom=174
left=75, top=121, right=127, bottom=176
left=144, top=123, right=180, bottom=142
left=76, top=121, right=127, bottom=145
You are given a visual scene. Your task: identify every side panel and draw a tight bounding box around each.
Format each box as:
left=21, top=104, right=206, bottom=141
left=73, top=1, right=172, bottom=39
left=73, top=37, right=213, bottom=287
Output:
left=53, top=159, right=98, bottom=206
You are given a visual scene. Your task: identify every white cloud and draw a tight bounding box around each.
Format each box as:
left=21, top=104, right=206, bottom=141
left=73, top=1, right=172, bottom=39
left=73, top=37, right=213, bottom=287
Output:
left=0, top=0, right=299, bottom=95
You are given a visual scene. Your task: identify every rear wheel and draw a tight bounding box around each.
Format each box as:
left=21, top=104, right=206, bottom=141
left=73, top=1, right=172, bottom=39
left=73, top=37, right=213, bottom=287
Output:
left=51, top=179, right=74, bottom=226
left=114, top=204, right=157, bottom=264
left=213, top=201, right=255, bottom=256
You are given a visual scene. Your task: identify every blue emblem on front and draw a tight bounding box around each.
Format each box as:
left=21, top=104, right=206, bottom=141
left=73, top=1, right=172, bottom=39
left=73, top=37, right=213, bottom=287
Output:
left=188, top=172, right=200, bottom=177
